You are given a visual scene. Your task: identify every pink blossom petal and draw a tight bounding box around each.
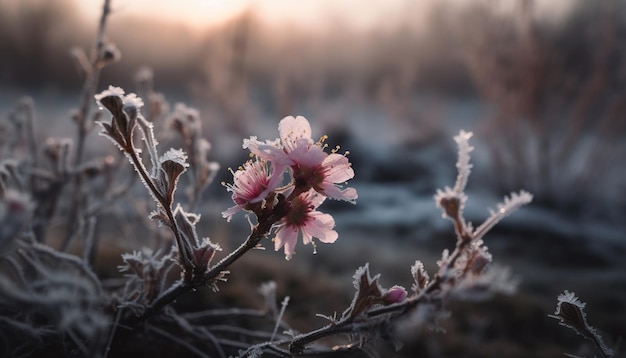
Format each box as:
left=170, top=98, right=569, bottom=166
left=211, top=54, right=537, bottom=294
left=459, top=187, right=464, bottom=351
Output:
left=319, top=182, right=358, bottom=202
left=221, top=204, right=244, bottom=222
left=244, top=137, right=292, bottom=165
left=288, top=143, right=326, bottom=168
left=322, top=153, right=354, bottom=182
left=308, top=191, right=326, bottom=208
left=301, top=228, right=313, bottom=245
left=302, top=212, right=338, bottom=243
left=266, top=163, right=287, bottom=191
left=279, top=116, right=313, bottom=152
left=275, top=226, right=299, bottom=257
left=223, top=160, right=284, bottom=220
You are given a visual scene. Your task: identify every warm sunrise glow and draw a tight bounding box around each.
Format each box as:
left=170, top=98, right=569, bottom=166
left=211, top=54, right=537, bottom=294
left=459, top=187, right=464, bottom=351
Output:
left=74, top=0, right=576, bottom=33
left=76, top=0, right=252, bottom=29
left=71, top=0, right=442, bottom=32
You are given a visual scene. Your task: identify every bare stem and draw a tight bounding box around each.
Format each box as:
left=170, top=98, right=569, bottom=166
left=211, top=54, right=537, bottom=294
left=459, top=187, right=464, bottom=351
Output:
left=74, top=0, right=111, bottom=166
left=61, top=0, right=111, bottom=250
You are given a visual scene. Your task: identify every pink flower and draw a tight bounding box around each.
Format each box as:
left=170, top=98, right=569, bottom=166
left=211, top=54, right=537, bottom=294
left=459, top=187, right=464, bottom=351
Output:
left=244, top=116, right=357, bottom=203
left=273, top=190, right=338, bottom=259
left=291, top=148, right=357, bottom=202
left=222, top=160, right=281, bottom=222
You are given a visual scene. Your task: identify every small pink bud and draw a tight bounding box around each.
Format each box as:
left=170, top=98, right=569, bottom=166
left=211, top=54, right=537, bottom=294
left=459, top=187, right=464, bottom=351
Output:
left=383, top=285, right=408, bottom=304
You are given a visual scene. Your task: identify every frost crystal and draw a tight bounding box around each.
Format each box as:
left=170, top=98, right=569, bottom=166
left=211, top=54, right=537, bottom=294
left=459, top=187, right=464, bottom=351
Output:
left=452, top=130, right=474, bottom=194
left=550, top=290, right=614, bottom=357
left=410, top=260, right=430, bottom=293
left=473, top=190, right=533, bottom=240
left=94, top=85, right=125, bottom=104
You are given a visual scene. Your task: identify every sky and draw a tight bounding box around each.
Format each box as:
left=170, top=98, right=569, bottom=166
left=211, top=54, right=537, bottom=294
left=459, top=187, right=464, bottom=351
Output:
left=74, top=0, right=418, bottom=31
left=73, top=0, right=576, bottom=32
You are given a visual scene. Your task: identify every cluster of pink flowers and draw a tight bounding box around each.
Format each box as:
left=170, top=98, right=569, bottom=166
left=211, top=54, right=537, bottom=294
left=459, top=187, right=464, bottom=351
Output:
left=223, top=116, right=357, bottom=259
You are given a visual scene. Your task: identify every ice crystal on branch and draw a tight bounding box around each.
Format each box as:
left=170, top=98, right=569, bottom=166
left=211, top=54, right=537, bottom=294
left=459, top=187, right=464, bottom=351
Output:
left=410, top=260, right=430, bottom=294
left=434, top=130, right=475, bottom=226
left=169, top=103, right=202, bottom=141
left=156, top=148, right=189, bottom=206
left=168, top=103, right=220, bottom=207
left=118, top=248, right=176, bottom=312
left=473, top=190, right=533, bottom=240
left=95, top=86, right=144, bottom=152
left=435, top=131, right=532, bottom=243
left=95, top=86, right=221, bottom=283
left=550, top=291, right=614, bottom=358
left=344, top=263, right=385, bottom=319
left=452, top=130, right=473, bottom=194
left=135, top=117, right=160, bottom=175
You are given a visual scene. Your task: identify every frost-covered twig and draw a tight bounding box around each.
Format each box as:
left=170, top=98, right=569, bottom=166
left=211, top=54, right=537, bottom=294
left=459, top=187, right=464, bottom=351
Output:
left=167, top=104, right=219, bottom=210
left=473, top=190, right=533, bottom=241
left=550, top=290, right=614, bottom=358
left=132, top=207, right=281, bottom=323
left=96, top=87, right=221, bottom=283
left=285, top=131, right=531, bottom=355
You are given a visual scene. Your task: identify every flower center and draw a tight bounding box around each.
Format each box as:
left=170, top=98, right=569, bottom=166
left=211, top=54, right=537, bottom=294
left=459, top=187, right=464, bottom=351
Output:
left=292, top=164, right=324, bottom=192
left=284, top=196, right=312, bottom=227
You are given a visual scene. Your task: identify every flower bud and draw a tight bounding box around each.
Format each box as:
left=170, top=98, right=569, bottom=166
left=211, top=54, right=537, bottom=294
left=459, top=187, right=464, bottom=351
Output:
left=383, top=285, right=408, bottom=304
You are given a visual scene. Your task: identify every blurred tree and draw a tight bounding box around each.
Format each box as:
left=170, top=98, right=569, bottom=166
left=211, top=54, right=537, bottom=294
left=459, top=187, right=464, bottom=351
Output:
left=0, top=0, right=86, bottom=89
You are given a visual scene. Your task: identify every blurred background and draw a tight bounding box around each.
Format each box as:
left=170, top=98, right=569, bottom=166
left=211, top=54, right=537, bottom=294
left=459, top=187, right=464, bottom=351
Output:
left=0, top=0, right=624, bottom=356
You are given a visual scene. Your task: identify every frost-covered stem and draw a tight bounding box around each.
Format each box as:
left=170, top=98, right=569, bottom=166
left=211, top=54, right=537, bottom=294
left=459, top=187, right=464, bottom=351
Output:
left=291, top=215, right=475, bottom=351
left=429, top=211, right=474, bottom=286
left=131, top=211, right=281, bottom=324
left=126, top=150, right=193, bottom=269
left=366, top=238, right=471, bottom=318
left=289, top=322, right=347, bottom=353
left=74, top=0, right=110, bottom=166
left=591, top=336, right=613, bottom=358
left=365, top=287, right=432, bottom=318
left=436, top=214, right=473, bottom=273
left=293, top=200, right=477, bottom=351
left=238, top=340, right=292, bottom=358
left=472, top=191, right=532, bottom=241
left=451, top=214, right=471, bottom=242
left=289, top=319, right=380, bottom=354
left=206, top=212, right=278, bottom=278
left=292, top=293, right=441, bottom=352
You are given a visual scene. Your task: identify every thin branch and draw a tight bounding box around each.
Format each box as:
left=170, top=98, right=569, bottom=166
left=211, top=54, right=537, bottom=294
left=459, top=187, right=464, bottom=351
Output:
left=148, top=325, right=212, bottom=358
left=74, top=0, right=111, bottom=166
left=127, top=150, right=193, bottom=269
